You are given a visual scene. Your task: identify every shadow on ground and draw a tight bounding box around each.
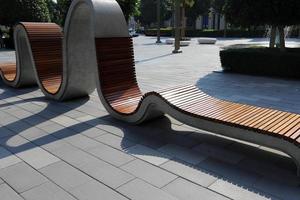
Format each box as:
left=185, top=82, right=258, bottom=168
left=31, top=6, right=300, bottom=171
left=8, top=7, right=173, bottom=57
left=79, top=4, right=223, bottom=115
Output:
left=196, top=72, right=300, bottom=114
left=1, top=76, right=300, bottom=199
left=135, top=53, right=173, bottom=64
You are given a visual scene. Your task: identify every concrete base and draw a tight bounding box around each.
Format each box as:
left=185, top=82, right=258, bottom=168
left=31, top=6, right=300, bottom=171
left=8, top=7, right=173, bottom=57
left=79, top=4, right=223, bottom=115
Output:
left=198, top=38, right=217, bottom=44
left=165, top=39, right=191, bottom=46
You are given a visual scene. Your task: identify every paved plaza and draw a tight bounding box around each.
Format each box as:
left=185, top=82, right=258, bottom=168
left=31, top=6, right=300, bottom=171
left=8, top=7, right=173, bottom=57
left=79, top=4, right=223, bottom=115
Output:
left=0, top=36, right=300, bottom=200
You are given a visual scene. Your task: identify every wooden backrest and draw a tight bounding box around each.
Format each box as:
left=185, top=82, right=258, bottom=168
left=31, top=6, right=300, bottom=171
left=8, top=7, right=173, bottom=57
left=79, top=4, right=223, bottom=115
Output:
left=95, top=37, right=142, bottom=113
left=22, top=23, right=63, bottom=94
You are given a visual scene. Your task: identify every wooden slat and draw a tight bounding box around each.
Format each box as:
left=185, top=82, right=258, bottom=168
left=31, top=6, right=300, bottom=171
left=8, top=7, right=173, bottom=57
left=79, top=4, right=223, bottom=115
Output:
left=278, top=117, right=300, bottom=135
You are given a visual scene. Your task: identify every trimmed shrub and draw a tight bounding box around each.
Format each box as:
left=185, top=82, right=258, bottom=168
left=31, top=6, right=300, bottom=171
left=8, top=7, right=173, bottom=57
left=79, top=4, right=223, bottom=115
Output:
left=220, top=48, right=300, bottom=79
left=144, top=28, right=266, bottom=38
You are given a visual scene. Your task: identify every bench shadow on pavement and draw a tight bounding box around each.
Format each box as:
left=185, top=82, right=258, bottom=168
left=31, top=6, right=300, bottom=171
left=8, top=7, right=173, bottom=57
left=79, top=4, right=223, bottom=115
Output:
left=0, top=75, right=299, bottom=199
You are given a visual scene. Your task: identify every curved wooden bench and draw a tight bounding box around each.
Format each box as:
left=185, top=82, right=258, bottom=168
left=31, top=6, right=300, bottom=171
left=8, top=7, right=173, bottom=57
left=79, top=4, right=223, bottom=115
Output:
left=0, top=23, right=63, bottom=92
left=0, top=11, right=96, bottom=100
left=0, top=0, right=299, bottom=175
left=92, top=0, right=300, bottom=176
left=96, top=36, right=300, bottom=175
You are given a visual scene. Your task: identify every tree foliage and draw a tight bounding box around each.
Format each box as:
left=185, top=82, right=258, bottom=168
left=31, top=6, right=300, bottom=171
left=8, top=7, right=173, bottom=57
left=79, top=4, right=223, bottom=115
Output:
left=0, top=0, right=50, bottom=27
left=224, top=0, right=300, bottom=27
left=224, top=0, right=300, bottom=49
left=46, top=0, right=60, bottom=24
left=20, top=0, right=50, bottom=22
left=181, top=0, right=195, bottom=7
left=186, top=0, right=211, bottom=27
left=56, top=0, right=72, bottom=26
left=0, top=0, right=18, bottom=27
left=211, top=0, right=226, bottom=13
left=139, top=0, right=172, bottom=26
left=118, top=0, right=141, bottom=21
left=54, top=0, right=140, bottom=25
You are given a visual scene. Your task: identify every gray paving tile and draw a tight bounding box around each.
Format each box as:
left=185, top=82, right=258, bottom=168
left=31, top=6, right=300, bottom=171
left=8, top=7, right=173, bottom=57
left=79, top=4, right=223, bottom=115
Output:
left=253, top=177, right=300, bottom=200
left=118, top=179, right=178, bottom=200
left=10, top=109, right=32, bottom=119
left=121, top=159, right=177, bottom=188
left=64, top=110, right=87, bottom=119
left=238, top=158, right=300, bottom=185
left=158, top=144, right=206, bottom=165
left=41, top=139, right=71, bottom=152
left=44, top=141, right=95, bottom=166
left=40, top=161, right=91, bottom=190
left=16, top=147, right=60, bottom=169
left=39, top=123, right=66, bottom=134
left=21, top=181, right=76, bottom=200
left=0, top=115, right=19, bottom=126
left=31, top=134, right=60, bottom=147
left=94, top=133, right=136, bottom=150
left=19, top=127, right=48, bottom=141
left=193, top=143, right=245, bottom=164
left=209, top=180, right=277, bottom=200
left=161, top=159, right=217, bottom=187
left=0, top=135, right=35, bottom=154
left=0, top=183, right=24, bottom=200
left=78, top=156, right=135, bottom=189
left=70, top=180, right=128, bottom=200
left=47, top=144, right=134, bottom=189
left=0, top=127, right=16, bottom=138
left=23, top=115, right=47, bottom=126
left=80, top=127, right=107, bottom=138
left=163, top=178, right=229, bottom=200
left=125, top=144, right=172, bottom=166
left=86, top=142, right=135, bottom=167
left=0, top=162, right=48, bottom=193
left=0, top=147, right=22, bottom=169
left=188, top=130, right=234, bottom=147
left=75, top=115, right=98, bottom=123
left=197, top=158, right=261, bottom=186
left=63, top=134, right=100, bottom=150
left=94, top=123, right=139, bottom=142
left=51, top=128, right=77, bottom=139
left=35, top=120, right=56, bottom=129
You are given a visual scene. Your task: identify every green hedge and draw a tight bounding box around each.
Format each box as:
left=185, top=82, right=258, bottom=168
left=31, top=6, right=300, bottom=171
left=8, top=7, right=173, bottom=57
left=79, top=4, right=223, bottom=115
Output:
left=220, top=48, right=300, bottom=78
left=144, top=29, right=266, bottom=38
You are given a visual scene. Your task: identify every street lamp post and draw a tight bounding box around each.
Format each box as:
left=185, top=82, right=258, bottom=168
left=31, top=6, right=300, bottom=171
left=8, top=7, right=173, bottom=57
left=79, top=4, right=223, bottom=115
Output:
left=173, top=0, right=182, bottom=53
left=156, top=0, right=162, bottom=44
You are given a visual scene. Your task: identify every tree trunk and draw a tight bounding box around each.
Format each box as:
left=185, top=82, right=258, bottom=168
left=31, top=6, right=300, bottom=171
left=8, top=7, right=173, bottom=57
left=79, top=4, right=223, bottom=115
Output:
left=217, top=14, right=221, bottom=30
left=173, top=0, right=181, bottom=53
left=180, top=6, right=185, bottom=39
left=156, top=0, right=161, bottom=43
left=278, top=26, right=286, bottom=51
left=269, top=26, right=276, bottom=48
left=223, top=16, right=227, bottom=37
